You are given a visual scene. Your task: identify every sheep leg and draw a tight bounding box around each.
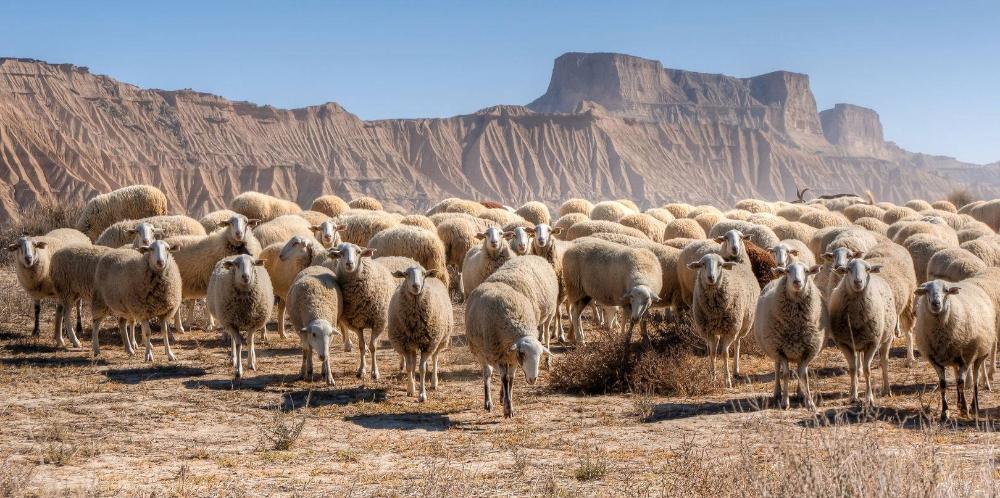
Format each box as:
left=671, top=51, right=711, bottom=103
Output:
left=248, top=331, right=257, bottom=371
left=62, top=301, right=82, bottom=348
left=482, top=365, right=494, bottom=412
left=232, top=332, right=244, bottom=380
left=321, top=346, right=334, bottom=386
left=53, top=302, right=65, bottom=347
left=904, top=325, right=916, bottom=367
left=972, top=358, right=984, bottom=417
left=431, top=351, right=440, bottom=390
left=129, top=321, right=140, bottom=351
left=161, top=319, right=176, bottom=362
left=343, top=328, right=354, bottom=352
left=798, top=362, right=815, bottom=411
left=298, top=339, right=310, bottom=381
left=277, top=301, right=288, bottom=340
left=721, top=335, right=737, bottom=388
left=91, top=315, right=105, bottom=355
left=405, top=350, right=417, bottom=397
left=839, top=345, right=859, bottom=403
left=641, top=318, right=651, bottom=348
left=880, top=343, right=892, bottom=397
left=141, top=321, right=154, bottom=362
left=418, top=350, right=429, bottom=402
left=956, top=364, right=969, bottom=417
left=932, top=362, right=948, bottom=422
left=116, top=318, right=133, bottom=356
left=780, top=359, right=791, bottom=410
left=32, top=300, right=41, bottom=337
left=355, top=328, right=366, bottom=378
left=772, top=359, right=782, bottom=406
left=705, top=337, right=718, bottom=381
left=569, top=300, right=587, bottom=344
left=862, top=346, right=877, bottom=407
left=501, top=365, right=514, bottom=418
left=173, top=311, right=186, bottom=338
left=75, top=300, right=83, bottom=337
left=369, top=326, right=382, bottom=380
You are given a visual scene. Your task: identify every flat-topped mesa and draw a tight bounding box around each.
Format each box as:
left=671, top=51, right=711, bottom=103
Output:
left=527, top=52, right=824, bottom=140
left=820, top=103, right=887, bottom=159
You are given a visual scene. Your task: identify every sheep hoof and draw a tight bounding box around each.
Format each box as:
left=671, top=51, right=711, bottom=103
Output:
left=166, top=352, right=177, bottom=362
left=418, top=392, right=427, bottom=403
left=144, top=352, right=154, bottom=362
left=485, top=400, right=493, bottom=412
left=355, top=368, right=364, bottom=379
left=371, top=370, right=380, bottom=380
left=325, top=377, right=335, bottom=386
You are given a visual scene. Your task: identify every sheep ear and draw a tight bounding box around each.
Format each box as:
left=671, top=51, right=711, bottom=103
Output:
left=946, top=286, right=961, bottom=295
left=835, top=266, right=848, bottom=274
left=525, top=227, right=536, bottom=234
left=741, top=234, right=752, bottom=241
left=222, top=261, right=234, bottom=270
left=154, top=232, right=165, bottom=240
left=475, top=232, right=486, bottom=240
left=168, top=244, right=179, bottom=252
left=502, top=231, right=514, bottom=240
left=34, top=241, right=48, bottom=249
left=552, top=227, right=563, bottom=235
left=335, top=224, right=347, bottom=231
left=254, top=259, right=266, bottom=266
left=218, top=220, right=230, bottom=227
left=360, top=248, right=376, bottom=258
left=721, top=261, right=737, bottom=270
left=914, top=287, right=927, bottom=296
left=808, top=265, right=821, bottom=275
left=391, top=270, right=406, bottom=278
left=138, top=246, right=151, bottom=254
left=425, top=269, right=441, bottom=279
left=248, top=219, right=262, bottom=228
left=620, top=292, right=631, bottom=302
left=822, top=252, right=833, bottom=261
left=868, top=265, right=882, bottom=273
left=687, top=261, right=703, bottom=270
left=853, top=251, right=865, bottom=258
left=126, top=228, right=137, bottom=236
left=772, top=267, right=787, bottom=276
left=327, top=249, right=342, bottom=258
left=713, top=236, right=725, bottom=243
left=300, top=327, right=308, bottom=334
left=5, top=244, right=17, bottom=252
left=309, top=225, right=321, bottom=232
left=789, top=249, right=799, bottom=256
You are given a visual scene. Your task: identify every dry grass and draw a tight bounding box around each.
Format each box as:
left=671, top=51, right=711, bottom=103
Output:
left=0, top=200, right=83, bottom=264
left=947, top=188, right=977, bottom=209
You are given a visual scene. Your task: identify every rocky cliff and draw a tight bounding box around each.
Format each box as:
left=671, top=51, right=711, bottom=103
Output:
left=0, top=53, right=995, bottom=221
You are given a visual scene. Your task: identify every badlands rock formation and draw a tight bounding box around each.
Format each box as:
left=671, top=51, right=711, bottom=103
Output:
left=0, top=52, right=996, bottom=221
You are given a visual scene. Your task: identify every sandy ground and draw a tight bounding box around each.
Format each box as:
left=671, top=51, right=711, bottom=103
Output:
left=1, top=268, right=999, bottom=497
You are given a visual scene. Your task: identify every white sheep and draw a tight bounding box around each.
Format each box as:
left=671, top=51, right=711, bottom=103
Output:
left=367, top=225, right=449, bottom=288
left=230, top=191, right=301, bottom=222
left=482, top=256, right=559, bottom=365
left=913, top=280, right=997, bottom=420
left=677, top=229, right=755, bottom=307
left=49, top=245, right=114, bottom=350
left=506, top=226, right=532, bottom=256
left=208, top=254, right=274, bottom=379
left=199, top=209, right=241, bottom=233
left=286, top=266, right=343, bottom=384
left=769, top=239, right=815, bottom=269
left=563, top=238, right=662, bottom=344
left=90, top=240, right=183, bottom=361
left=927, top=247, right=988, bottom=281
left=688, top=253, right=760, bottom=387
left=564, top=220, right=649, bottom=241
left=76, top=185, right=168, bottom=240
left=7, top=228, right=91, bottom=339
left=335, top=211, right=401, bottom=246
left=828, top=258, right=898, bottom=405
left=590, top=201, right=633, bottom=222
left=95, top=215, right=206, bottom=248
left=515, top=201, right=551, bottom=226
left=664, top=218, right=707, bottom=240
left=388, top=266, right=453, bottom=401
left=259, top=236, right=328, bottom=340
left=753, top=262, right=826, bottom=409
left=311, top=195, right=351, bottom=217
left=326, top=243, right=396, bottom=379
left=558, top=198, right=593, bottom=217
left=461, top=226, right=516, bottom=296
left=708, top=220, right=780, bottom=250
left=349, top=196, right=383, bottom=211
left=253, top=214, right=316, bottom=249
left=309, top=219, right=343, bottom=249
left=465, top=280, right=549, bottom=418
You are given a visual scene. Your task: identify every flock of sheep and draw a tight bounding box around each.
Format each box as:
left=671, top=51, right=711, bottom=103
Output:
left=7, top=185, right=1000, bottom=420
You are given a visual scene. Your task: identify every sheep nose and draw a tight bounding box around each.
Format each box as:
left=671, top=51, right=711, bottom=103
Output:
left=241, top=275, right=250, bottom=284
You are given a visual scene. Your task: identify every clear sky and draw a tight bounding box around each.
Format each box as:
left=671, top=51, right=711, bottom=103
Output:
left=3, top=1, right=998, bottom=163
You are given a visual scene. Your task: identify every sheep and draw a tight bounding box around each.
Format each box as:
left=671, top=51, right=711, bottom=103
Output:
left=828, top=258, right=898, bottom=405
left=166, top=214, right=263, bottom=333
left=957, top=267, right=1000, bottom=387
left=663, top=238, right=697, bottom=249
left=349, top=196, right=383, bottom=211
left=967, top=199, right=1000, bottom=231
left=644, top=208, right=676, bottom=224
left=367, top=225, right=449, bottom=287
left=590, top=201, right=632, bottom=222
left=293, top=210, right=329, bottom=226
left=590, top=232, right=684, bottom=320
left=957, top=224, right=994, bottom=243
left=904, top=199, right=933, bottom=211
left=689, top=253, right=761, bottom=387
left=931, top=200, right=958, bottom=213
left=842, top=204, right=885, bottom=222
left=709, top=220, right=780, bottom=250
left=230, top=191, right=301, bottom=222
left=558, top=198, right=593, bottom=217
left=686, top=205, right=722, bottom=220
left=913, top=280, right=996, bottom=420
left=693, top=212, right=723, bottom=234
left=199, top=209, right=241, bottom=233
left=515, top=201, right=551, bottom=226
left=958, top=200, right=986, bottom=215
left=326, top=242, right=396, bottom=379
left=677, top=229, right=757, bottom=307
left=552, top=213, right=589, bottom=237
left=734, top=199, right=774, bottom=214
left=259, top=236, right=329, bottom=341
left=95, top=215, right=206, bottom=248
left=465, top=280, right=548, bottom=418
left=310, top=195, right=351, bottom=217
left=961, top=236, right=1000, bottom=267
left=772, top=221, right=816, bottom=245
left=426, top=198, right=485, bottom=217
left=723, top=209, right=753, bottom=221
left=617, top=199, right=641, bottom=212
left=770, top=239, right=816, bottom=269
left=902, top=233, right=954, bottom=284
left=90, top=240, right=183, bottom=361
left=852, top=217, right=890, bottom=236
left=483, top=256, right=559, bottom=362
left=429, top=212, right=476, bottom=226
left=399, top=214, right=437, bottom=232
left=888, top=220, right=958, bottom=246
left=776, top=205, right=806, bottom=222
left=285, top=266, right=343, bottom=384
left=461, top=227, right=516, bottom=296
left=753, top=262, right=826, bottom=409
left=528, top=223, right=571, bottom=338
left=746, top=213, right=786, bottom=229
left=505, top=226, right=532, bottom=256
left=309, top=219, right=343, bottom=249
left=881, top=206, right=920, bottom=225
left=619, top=213, right=668, bottom=242
left=798, top=210, right=851, bottom=229
left=663, top=203, right=693, bottom=219
left=7, top=228, right=91, bottom=339
left=207, top=254, right=274, bottom=379
left=335, top=211, right=401, bottom=246
left=564, top=220, right=649, bottom=241
left=479, top=208, right=523, bottom=226
left=76, top=185, right=168, bottom=240
left=253, top=214, right=317, bottom=248
left=374, top=256, right=423, bottom=274
left=665, top=218, right=707, bottom=240
left=927, top=247, right=987, bottom=281
left=49, top=245, right=113, bottom=349
left=385, top=266, right=454, bottom=401
left=563, top=238, right=662, bottom=345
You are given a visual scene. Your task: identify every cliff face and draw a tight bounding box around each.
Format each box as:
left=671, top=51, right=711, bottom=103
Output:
left=0, top=53, right=995, bottom=221
left=820, top=104, right=886, bottom=158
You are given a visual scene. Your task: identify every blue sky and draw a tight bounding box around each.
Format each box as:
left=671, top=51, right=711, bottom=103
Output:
left=3, top=1, right=998, bottom=163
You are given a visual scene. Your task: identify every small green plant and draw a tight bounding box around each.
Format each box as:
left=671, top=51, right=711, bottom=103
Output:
left=573, top=448, right=609, bottom=481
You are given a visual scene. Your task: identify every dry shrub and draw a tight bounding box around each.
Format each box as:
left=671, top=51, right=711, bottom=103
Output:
left=0, top=199, right=83, bottom=266
left=550, top=311, right=716, bottom=396
left=947, top=189, right=977, bottom=209
left=0, top=268, right=33, bottom=327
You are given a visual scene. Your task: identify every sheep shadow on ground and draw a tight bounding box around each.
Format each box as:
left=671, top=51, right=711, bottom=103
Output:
left=743, top=365, right=848, bottom=385
left=183, top=373, right=291, bottom=391
left=889, top=346, right=920, bottom=360
left=645, top=395, right=773, bottom=422
left=279, top=386, right=387, bottom=412
left=105, top=364, right=207, bottom=384
left=344, top=412, right=451, bottom=431
left=4, top=340, right=62, bottom=354
left=0, top=355, right=105, bottom=368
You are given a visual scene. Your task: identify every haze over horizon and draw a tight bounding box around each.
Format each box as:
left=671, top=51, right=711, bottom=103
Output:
left=3, top=0, right=998, bottom=163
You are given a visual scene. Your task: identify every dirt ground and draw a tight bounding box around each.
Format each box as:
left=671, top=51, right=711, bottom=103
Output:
left=1, top=267, right=999, bottom=497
